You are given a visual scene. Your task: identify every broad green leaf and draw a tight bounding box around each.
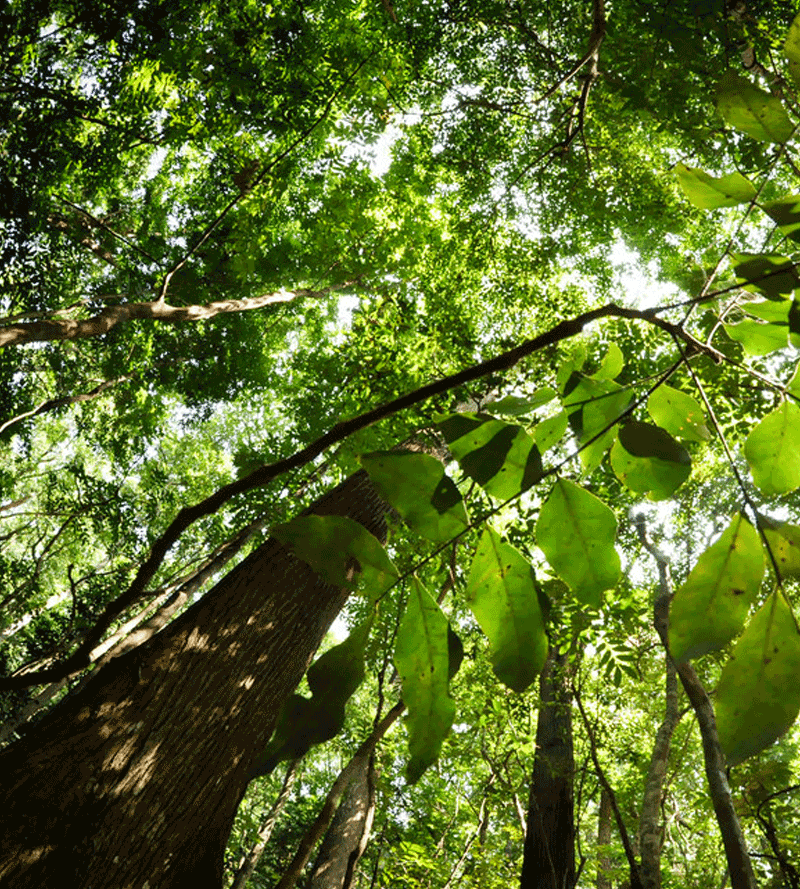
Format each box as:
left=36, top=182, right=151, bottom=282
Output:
left=724, top=319, right=789, bottom=356
left=669, top=514, right=765, bottom=662
left=759, top=515, right=800, bottom=579
left=556, top=344, right=587, bottom=393
left=273, top=515, right=398, bottom=598
left=593, top=343, right=624, bottom=380
left=674, top=163, right=756, bottom=209
left=536, top=479, right=621, bottom=608
left=716, top=71, right=794, bottom=143
left=716, top=592, right=800, bottom=766
left=485, top=389, right=557, bottom=415
left=745, top=402, right=800, bottom=494
left=761, top=195, right=800, bottom=244
left=647, top=385, right=711, bottom=442
left=730, top=253, right=799, bottom=300
left=784, top=11, right=800, bottom=63
left=610, top=422, right=691, bottom=500
left=534, top=410, right=569, bottom=453
left=466, top=526, right=548, bottom=692
left=563, top=376, right=632, bottom=472
left=359, top=451, right=468, bottom=542
left=307, top=616, right=373, bottom=702
left=438, top=413, right=542, bottom=499
left=394, top=578, right=455, bottom=783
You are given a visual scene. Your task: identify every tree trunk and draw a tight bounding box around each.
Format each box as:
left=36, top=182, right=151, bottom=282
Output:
left=520, top=648, right=575, bottom=889
left=0, top=470, right=389, bottom=889
left=307, top=751, right=376, bottom=889
left=596, top=787, right=613, bottom=889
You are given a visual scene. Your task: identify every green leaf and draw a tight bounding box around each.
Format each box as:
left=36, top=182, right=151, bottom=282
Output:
left=563, top=376, right=632, bottom=472
left=787, top=360, right=800, bottom=397
left=535, top=479, right=621, bottom=608
left=610, top=421, right=691, bottom=500
left=273, top=515, right=398, bottom=597
left=534, top=410, right=569, bottom=453
left=674, top=163, right=756, bottom=209
left=724, top=319, right=789, bottom=356
left=593, top=343, right=624, bottom=380
left=359, top=451, right=469, bottom=542
left=307, top=616, right=373, bottom=702
left=669, top=514, right=765, bottom=663
left=716, top=71, right=794, bottom=143
left=647, top=385, right=711, bottom=442
left=438, top=413, right=543, bottom=499
left=784, top=11, right=800, bottom=64
left=466, top=526, right=548, bottom=692
left=394, top=578, right=455, bottom=783
left=484, top=389, right=557, bottom=415
left=730, top=253, right=799, bottom=300
left=761, top=195, right=800, bottom=244
left=759, top=515, right=800, bottom=579
left=745, top=402, right=800, bottom=494
left=716, top=592, right=800, bottom=766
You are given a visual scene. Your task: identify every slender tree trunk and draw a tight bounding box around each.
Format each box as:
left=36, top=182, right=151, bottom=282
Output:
left=520, top=648, right=575, bottom=889
left=307, top=752, right=377, bottom=889
left=636, top=520, right=757, bottom=889
left=596, top=787, right=613, bottom=889
left=229, top=759, right=299, bottom=889
left=0, top=470, right=389, bottom=889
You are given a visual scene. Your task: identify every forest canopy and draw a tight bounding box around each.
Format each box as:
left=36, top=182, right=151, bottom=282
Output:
left=2, top=1, right=800, bottom=888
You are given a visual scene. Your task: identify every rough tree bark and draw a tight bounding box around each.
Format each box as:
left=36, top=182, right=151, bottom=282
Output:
left=0, top=469, right=389, bottom=889
left=520, top=648, right=575, bottom=889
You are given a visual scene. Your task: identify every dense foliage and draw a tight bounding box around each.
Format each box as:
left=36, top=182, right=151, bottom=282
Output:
left=3, top=1, right=800, bottom=887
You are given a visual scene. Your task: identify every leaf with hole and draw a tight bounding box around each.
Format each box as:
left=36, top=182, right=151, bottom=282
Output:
left=745, top=402, right=800, bottom=495
left=647, top=385, right=710, bottom=442
left=674, top=163, right=756, bottom=209
left=394, top=578, right=455, bottom=783
left=359, top=451, right=469, bottom=542
left=438, top=413, right=543, bottom=499
left=536, top=479, right=620, bottom=608
left=610, top=421, right=691, bottom=500
left=669, top=514, right=764, bottom=662
left=716, top=71, right=794, bottom=143
left=467, top=526, right=548, bottom=692
left=716, top=592, right=800, bottom=766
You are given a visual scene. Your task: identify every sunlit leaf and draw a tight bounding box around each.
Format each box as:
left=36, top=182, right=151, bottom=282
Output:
left=563, top=375, right=632, bottom=472
left=394, top=578, right=455, bottom=783
left=716, top=592, right=800, bottom=766
left=592, top=343, right=624, bottom=380
left=759, top=514, right=800, bottom=579
left=536, top=479, right=621, bottom=608
left=744, top=402, right=800, bottom=495
left=466, top=526, right=548, bottom=692
left=534, top=410, right=569, bottom=453
left=273, top=515, right=398, bottom=598
left=674, top=163, right=756, bottom=209
left=730, top=253, right=799, bottom=300
left=669, top=514, right=765, bottom=662
left=647, top=385, right=710, bottom=442
left=724, top=319, right=789, bottom=356
left=359, top=451, right=469, bottom=541
left=438, top=413, right=543, bottom=499
left=610, top=421, right=691, bottom=500
left=716, top=71, right=794, bottom=143
left=784, top=10, right=800, bottom=63
left=788, top=361, right=800, bottom=397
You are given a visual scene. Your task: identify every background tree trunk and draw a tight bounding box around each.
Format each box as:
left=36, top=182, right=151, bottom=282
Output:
left=520, top=648, right=575, bottom=889
left=0, top=470, right=389, bottom=889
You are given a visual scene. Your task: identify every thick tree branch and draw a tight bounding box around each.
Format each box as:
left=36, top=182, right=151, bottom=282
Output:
left=0, top=282, right=357, bottom=348
left=538, top=0, right=606, bottom=102
left=0, top=300, right=723, bottom=692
